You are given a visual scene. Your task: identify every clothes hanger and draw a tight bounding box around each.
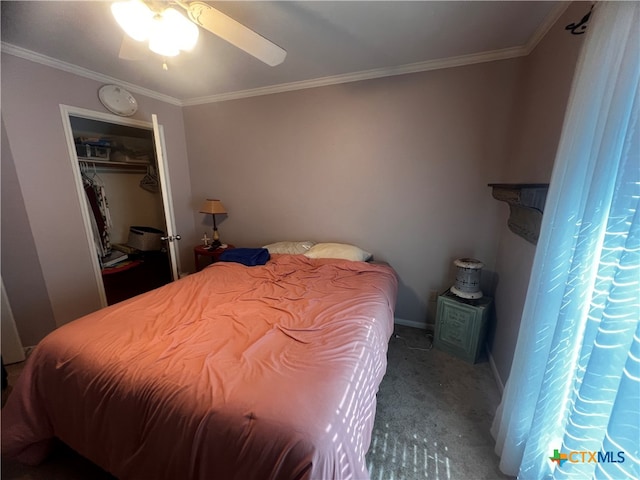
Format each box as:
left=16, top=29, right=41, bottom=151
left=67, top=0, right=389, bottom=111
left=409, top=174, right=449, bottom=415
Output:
left=80, top=161, right=94, bottom=186
left=90, top=163, right=106, bottom=187
left=140, top=165, right=159, bottom=193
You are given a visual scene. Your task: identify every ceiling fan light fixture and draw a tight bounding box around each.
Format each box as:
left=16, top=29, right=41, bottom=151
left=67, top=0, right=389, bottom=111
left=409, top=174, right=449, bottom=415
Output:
left=161, top=8, right=199, bottom=52
left=112, top=0, right=284, bottom=65
left=149, top=14, right=180, bottom=57
left=111, top=0, right=153, bottom=42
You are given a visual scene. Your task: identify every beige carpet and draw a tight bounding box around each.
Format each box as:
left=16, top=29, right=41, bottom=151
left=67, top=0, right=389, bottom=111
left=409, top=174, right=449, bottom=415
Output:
left=365, top=325, right=512, bottom=480
left=1, top=325, right=511, bottom=479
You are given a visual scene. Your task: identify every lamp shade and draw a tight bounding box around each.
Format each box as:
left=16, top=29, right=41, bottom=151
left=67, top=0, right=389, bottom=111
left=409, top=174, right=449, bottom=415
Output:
left=199, top=199, right=227, bottom=215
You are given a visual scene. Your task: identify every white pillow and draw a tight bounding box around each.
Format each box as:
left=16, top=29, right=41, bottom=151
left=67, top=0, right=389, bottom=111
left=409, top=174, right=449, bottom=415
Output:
left=304, top=243, right=372, bottom=262
left=262, top=241, right=315, bottom=255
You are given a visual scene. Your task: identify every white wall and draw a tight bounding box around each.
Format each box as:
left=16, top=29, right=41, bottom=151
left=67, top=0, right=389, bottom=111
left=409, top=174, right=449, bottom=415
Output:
left=489, top=2, right=586, bottom=384
left=1, top=53, right=193, bottom=335
left=183, top=59, right=522, bottom=324
left=1, top=118, right=57, bottom=345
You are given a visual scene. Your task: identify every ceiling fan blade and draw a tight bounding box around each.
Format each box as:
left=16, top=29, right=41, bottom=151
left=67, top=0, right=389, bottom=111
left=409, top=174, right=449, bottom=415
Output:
left=118, top=35, right=146, bottom=61
left=185, top=1, right=286, bottom=66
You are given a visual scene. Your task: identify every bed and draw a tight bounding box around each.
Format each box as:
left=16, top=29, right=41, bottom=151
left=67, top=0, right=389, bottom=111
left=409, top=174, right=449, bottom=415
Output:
left=2, top=252, right=398, bottom=479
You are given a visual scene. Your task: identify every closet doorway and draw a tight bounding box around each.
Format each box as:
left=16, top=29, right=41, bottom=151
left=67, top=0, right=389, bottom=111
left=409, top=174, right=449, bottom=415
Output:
left=61, top=106, right=180, bottom=306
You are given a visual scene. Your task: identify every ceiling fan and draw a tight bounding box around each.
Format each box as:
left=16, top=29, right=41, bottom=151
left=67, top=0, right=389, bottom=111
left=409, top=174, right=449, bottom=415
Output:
left=112, top=0, right=287, bottom=67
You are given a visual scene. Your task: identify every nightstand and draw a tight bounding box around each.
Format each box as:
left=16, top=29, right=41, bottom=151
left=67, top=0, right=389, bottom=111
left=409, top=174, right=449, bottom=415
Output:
left=194, top=244, right=235, bottom=272
left=434, top=290, right=493, bottom=364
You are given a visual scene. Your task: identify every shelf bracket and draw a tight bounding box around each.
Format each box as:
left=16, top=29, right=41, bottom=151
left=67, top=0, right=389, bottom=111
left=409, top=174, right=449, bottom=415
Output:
left=488, top=183, right=549, bottom=245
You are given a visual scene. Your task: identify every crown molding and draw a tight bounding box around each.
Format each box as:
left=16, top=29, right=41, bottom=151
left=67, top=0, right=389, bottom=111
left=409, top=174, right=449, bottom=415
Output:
left=182, top=45, right=527, bottom=106
left=524, top=2, right=571, bottom=54
left=1, top=42, right=182, bottom=106
left=3, top=2, right=563, bottom=110
left=182, top=3, right=572, bottom=105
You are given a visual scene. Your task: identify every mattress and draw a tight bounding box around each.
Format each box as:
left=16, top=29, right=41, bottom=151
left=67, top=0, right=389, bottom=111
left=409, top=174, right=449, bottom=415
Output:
left=2, top=254, right=398, bottom=479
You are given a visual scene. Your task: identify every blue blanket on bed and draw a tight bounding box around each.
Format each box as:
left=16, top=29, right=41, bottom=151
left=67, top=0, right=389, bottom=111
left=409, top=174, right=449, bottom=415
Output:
left=218, top=248, right=270, bottom=266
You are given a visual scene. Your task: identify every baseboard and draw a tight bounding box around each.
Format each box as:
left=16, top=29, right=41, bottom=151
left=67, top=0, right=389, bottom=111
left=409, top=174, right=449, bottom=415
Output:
left=488, top=349, right=505, bottom=395
left=394, top=317, right=428, bottom=330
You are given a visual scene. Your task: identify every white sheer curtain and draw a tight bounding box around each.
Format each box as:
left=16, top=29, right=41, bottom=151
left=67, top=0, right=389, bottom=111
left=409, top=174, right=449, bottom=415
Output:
left=491, top=2, right=639, bottom=479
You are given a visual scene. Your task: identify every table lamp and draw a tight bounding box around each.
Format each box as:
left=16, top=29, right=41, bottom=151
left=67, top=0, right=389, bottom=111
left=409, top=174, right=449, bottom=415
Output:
left=199, top=199, right=227, bottom=249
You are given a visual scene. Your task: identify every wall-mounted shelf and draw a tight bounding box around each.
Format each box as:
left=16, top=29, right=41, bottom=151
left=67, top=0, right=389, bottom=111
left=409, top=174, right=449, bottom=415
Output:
left=488, top=183, right=549, bottom=245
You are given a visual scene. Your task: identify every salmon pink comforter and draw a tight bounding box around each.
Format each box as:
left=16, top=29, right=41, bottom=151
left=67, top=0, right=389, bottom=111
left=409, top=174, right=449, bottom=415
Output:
left=2, top=254, right=397, bottom=480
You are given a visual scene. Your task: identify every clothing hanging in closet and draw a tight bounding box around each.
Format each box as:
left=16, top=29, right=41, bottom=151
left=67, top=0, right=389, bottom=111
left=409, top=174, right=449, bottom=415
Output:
left=81, top=164, right=112, bottom=258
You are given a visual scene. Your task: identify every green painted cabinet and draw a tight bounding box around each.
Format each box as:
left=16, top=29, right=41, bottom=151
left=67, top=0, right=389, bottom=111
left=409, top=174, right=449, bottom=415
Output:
left=434, top=291, right=493, bottom=364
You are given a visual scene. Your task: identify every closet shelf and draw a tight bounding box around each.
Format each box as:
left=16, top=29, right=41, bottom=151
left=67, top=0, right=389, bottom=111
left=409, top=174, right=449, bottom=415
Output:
left=488, top=183, right=549, bottom=245
left=79, top=158, right=150, bottom=173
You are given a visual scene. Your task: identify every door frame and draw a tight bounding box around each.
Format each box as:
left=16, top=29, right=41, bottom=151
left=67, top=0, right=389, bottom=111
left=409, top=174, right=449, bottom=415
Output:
left=59, top=105, right=179, bottom=308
